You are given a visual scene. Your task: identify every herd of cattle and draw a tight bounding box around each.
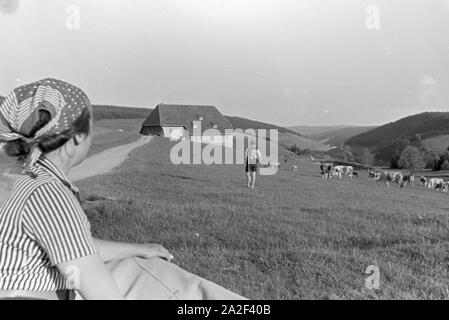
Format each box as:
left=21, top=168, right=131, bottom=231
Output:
left=318, top=162, right=449, bottom=192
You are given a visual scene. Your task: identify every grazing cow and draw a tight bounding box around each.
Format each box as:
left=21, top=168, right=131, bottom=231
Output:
left=344, top=166, right=354, bottom=179
left=420, top=176, right=427, bottom=186
left=440, top=181, right=449, bottom=192
left=291, top=165, right=298, bottom=172
left=368, top=171, right=376, bottom=180
left=433, top=180, right=448, bottom=192
left=376, top=171, right=403, bottom=188
left=332, top=166, right=354, bottom=180
left=435, top=182, right=444, bottom=191
left=443, top=181, right=449, bottom=192
left=325, top=164, right=333, bottom=179
left=401, top=175, right=415, bottom=187
left=427, top=178, right=444, bottom=189
left=352, top=171, right=359, bottom=178
left=320, top=163, right=333, bottom=179
left=332, top=166, right=344, bottom=179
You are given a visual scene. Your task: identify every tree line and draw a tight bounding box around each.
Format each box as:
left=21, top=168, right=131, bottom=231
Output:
left=389, top=135, right=449, bottom=173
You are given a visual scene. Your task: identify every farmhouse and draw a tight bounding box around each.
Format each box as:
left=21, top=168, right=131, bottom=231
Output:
left=140, top=104, right=234, bottom=147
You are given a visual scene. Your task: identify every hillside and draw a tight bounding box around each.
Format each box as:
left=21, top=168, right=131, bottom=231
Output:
left=309, top=126, right=377, bottom=147
left=422, top=135, right=449, bottom=153
left=226, top=116, right=303, bottom=135
left=347, top=112, right=449, bottom=162
left=288, top=125, right=349, bottom=136
left=94, top=118, right=146, bottom=133
left=226, top=116, right=331, bottom=151
left=92, top=105, right=152, bottom=120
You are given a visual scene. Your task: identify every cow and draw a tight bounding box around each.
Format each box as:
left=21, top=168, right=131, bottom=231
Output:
left=291, top=165, right=298, bottom=172
left=368, top=171, right=376, bottom=180
left=401, top=175, right=415, bottom=187
left=344, top=166, right=354, bottom=179
left=427, top=178, right=444, bottom=189
left=332, top=166, right=344, bottom=179
left=332, top=166, right=354, bottom=180
left=420, top=176, right=427, bottom=186
left=441, top=181, right=449, bottom=193
left=435, top=182, right=445, bottom=191
left=320, top=162, right=333, bottom=179
left=376, top=171, right=403, bottom=188
left=352, top=171, right=359, bottom=178
left=433, top=180, right=448, bottom=192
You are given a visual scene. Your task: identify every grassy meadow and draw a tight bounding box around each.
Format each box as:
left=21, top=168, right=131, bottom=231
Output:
left=77, top=132, right=449, bottom=300
left=89, top=122, right=142, bottom=157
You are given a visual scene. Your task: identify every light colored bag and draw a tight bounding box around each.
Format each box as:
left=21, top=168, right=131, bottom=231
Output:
left=76, top=257, right=247, bottom=300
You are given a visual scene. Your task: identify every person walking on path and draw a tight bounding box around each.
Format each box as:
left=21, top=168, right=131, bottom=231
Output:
left=244, top=142, right=262, bottom=189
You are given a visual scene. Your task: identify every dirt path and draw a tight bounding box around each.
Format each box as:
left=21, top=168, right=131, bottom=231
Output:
left=69, top=136, right=152, bottom=182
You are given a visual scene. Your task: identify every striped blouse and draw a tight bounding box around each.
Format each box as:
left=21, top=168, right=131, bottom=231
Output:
left=0, top=157, right=97, bottom=291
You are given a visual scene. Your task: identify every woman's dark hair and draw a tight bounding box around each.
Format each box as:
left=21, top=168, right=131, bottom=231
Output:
left=4, top=107, right=92, bottom=160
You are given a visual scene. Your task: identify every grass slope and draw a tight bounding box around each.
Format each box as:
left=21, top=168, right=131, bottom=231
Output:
left=309, top=127, right=377, bottom=146
left=225, top=116, right=331, bottom=152
left=89, top=124, right=141, bottom=157
left=276, top=132, right=331, bottom=152
left=288, top=126, right=349, bottom=136
left=78, top=137, right=449, bottom=299
left=228, top=116, right=303, bottom=135
left=422, top=135, right=449, bottom=153
left=92, top=105, right=152, bottom=121
left=94, top=118, right=146, bottom=133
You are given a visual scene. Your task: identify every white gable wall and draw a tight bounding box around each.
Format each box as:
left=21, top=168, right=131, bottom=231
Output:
left=162, top=127, right=187, bottom=140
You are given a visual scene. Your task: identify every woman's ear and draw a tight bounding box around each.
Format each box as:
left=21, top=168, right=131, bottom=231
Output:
left=73, top=133, right=88, bottom=145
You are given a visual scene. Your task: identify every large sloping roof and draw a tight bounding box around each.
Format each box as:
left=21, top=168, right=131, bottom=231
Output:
left=141, top=104, right=233, bottom=134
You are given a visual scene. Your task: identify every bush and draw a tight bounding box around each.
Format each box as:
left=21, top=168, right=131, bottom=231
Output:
left=397, top=146, right=425, bottom=174
left=441, top=160, right=449, bottom=171
left=288, top=144, right=301, bottom=155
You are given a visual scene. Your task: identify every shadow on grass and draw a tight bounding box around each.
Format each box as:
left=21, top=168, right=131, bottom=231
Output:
left=159, top=173, right=211, bottom=183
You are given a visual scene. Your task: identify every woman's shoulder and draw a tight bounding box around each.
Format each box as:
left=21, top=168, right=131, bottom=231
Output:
left=11, top=168, right=59, bottom=198
left=0, top=169, right=58, bottom=214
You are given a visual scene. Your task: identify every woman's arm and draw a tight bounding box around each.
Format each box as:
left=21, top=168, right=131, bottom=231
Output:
left=58, top=254, right=124, bottom=300
left=93, top=238, right=174, bottom=263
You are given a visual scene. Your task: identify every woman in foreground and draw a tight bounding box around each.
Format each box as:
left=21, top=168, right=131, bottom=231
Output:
left=0, top=78, right=245, bottom=300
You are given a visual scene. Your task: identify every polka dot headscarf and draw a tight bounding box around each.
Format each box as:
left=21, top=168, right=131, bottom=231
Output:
left=0, top=78, right=92, bottom=167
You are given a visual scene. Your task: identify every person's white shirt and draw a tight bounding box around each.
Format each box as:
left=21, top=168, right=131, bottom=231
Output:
left=245, top=146, right=262, bottom=163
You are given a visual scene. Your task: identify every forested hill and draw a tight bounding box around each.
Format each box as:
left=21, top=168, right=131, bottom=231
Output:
left=226, top=116, right=301, bottom=135
left=347, top=112, right=449, bottom=150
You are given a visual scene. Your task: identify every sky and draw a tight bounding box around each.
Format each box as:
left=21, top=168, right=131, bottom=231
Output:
left=0, top=0, right=449, bottom=126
